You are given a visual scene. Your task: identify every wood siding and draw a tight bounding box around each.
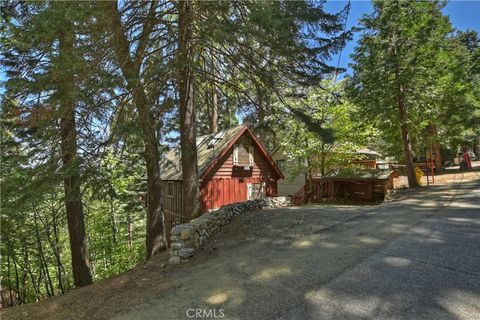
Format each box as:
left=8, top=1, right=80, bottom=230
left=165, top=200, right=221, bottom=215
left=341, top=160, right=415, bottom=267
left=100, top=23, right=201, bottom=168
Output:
left=200, top=177, right=277, bottom=212
left=203, top=135, right=277, bottom=180
left=160, top=180, right=183, bottom=246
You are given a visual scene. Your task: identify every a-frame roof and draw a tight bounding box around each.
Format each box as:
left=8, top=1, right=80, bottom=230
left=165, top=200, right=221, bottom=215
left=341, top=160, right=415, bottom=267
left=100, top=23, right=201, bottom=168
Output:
left=160, top=125, right=283, bottom=181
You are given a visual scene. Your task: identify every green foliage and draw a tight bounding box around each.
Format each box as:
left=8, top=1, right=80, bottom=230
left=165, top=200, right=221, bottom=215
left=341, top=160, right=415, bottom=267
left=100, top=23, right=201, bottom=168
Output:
left=0, top=1, right=146, bottom=304
left=191, top=0, right=352, bottom=139
left=347, top=0, right=454, bottom=160
left=278, top=78, right=377, bottom=180
left=436, top=30, right=480, bottom=151
left=0, top=0, right=356, bottom=308
left=1, top=105, right=147, bottom=303
left=83, top=149, right=147, bottom=280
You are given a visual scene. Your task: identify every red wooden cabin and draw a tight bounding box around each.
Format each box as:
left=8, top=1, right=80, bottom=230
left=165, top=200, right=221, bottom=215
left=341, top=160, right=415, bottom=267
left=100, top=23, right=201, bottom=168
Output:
left=160, top=125, right=283, bottom=231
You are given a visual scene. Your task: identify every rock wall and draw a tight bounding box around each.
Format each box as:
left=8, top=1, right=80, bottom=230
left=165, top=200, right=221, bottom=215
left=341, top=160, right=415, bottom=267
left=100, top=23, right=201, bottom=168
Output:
left=168, top=196, right=291, bottom=264
left=262, top=196, right=291, bottom=208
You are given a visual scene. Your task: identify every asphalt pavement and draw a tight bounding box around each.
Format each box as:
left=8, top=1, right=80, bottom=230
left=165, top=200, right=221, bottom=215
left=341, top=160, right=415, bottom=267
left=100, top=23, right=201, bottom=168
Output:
left=113, top=176, right=480, bottom=320
left=280, top=178, right=480, bottom=320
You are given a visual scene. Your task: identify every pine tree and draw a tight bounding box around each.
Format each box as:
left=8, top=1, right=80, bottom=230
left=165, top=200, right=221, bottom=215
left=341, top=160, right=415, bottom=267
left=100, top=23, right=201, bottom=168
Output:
left=99, top=1, right=172, bottom=257
left=177, top=0, right=201, bottom=221
left=176, top=0, right=352, bottom=214
left=348, top=0, right=453, bottom=188
left=1, top=1, right=97, bottom=286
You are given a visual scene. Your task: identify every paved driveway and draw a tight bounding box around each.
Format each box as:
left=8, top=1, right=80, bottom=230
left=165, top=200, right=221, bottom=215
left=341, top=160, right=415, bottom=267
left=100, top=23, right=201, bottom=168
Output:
left=114, top=177, right=480, bottom=320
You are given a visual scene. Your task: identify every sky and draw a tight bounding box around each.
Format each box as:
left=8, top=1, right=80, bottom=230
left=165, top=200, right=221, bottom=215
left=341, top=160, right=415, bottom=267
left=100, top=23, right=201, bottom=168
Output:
left=325, top=0, right=480, bottom=75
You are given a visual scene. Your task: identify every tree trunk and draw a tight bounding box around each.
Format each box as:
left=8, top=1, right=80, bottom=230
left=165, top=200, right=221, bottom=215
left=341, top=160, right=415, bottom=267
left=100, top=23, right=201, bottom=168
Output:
left=209, top=85, right=218, bottom=134
left=7, top=255, right=13, bottom=306
left=207, top=49, right=218, bottom=134
left=109, top=194, right=116, bottom=265
left=472, top=139, right=478, bottom=159
left=48, top=199, right=67, bottom=293
left=32, top=206, right=55, bottom=297
left=256, top=85, right=267, bottom=142
left=398, top=85, right=418, bottom=188
left=428, top=124, right=443, bottom=174
left=178, top=0, right=200, bottom=222
left=23, top=246, right=40, bottom=301
left=225, top=99, right=232, bottom=127
left=105, top=1, right=166, bottom=258
left=140, top=104, right=165, bottom=257
left=57, top=16, right=93, bottom=287
left=307, top=165, right=314, bottom=199
left=110, top=194, right=117, bottom=246
left=393, top=40, right=417, bottom=188
left=304, top=138, right=313, bottom=195
left=1, top=286, right=3, bottom=310
left=11, top=249, right=21, bottom=304
left=392, top=30, right=417, bottom=188
left=319, top=140, right=326, bottom=199
left=127, top=212, right=133, bottom=250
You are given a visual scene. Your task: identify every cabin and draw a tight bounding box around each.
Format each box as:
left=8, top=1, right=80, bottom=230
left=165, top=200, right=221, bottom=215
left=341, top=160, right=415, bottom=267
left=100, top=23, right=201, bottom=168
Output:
left=160, top=125, right=283, bottom=239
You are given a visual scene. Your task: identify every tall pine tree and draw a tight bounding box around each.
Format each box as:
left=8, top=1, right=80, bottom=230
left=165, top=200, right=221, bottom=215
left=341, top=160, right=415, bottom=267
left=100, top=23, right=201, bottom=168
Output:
left=348, top=0, right=452, bottom=187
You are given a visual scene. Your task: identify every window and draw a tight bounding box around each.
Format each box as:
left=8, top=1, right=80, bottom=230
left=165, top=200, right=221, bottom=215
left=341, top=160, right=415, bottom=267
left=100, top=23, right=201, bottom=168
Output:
left=233, top=144, right=253, bottom=166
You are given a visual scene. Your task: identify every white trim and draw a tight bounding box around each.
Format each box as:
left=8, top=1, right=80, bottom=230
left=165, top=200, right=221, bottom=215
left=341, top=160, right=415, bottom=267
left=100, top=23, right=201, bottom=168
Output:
left=247, top=183, right=253, bottom=200
left=233, top=143, right=253, bottom=167
left=249, top=145, right=254, bottom=166
left=233, top=144, right=238, bottom=165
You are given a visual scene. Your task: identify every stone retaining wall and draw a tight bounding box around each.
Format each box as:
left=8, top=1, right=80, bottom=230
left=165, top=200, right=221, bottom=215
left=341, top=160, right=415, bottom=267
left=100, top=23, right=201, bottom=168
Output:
left=168, top=196, right=291, bottom=264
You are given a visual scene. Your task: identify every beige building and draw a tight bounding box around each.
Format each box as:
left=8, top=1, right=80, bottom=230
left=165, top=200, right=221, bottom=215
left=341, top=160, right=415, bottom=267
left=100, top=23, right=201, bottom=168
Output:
left=271, top=147, right=306, bottom=196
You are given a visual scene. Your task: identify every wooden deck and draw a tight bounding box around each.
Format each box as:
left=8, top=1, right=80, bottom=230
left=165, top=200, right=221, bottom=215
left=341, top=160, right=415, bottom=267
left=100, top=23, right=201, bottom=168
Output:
left=292, top=172, right=395, bottom=205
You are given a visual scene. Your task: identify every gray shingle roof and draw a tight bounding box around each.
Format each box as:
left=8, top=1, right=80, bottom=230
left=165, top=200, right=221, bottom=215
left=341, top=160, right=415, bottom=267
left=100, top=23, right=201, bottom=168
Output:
left=160, top=125, right=246, bottom=180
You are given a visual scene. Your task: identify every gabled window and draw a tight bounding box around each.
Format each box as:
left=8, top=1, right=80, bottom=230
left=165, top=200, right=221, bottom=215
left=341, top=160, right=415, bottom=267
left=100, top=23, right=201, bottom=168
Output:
left=233, top=144, right=254, bottom=166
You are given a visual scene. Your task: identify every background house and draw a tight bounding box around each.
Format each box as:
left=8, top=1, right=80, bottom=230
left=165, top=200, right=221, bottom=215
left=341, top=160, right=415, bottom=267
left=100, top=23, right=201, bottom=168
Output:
left=351, top=148, right=383, bottom=169
left=271, top=147, right=385, bottom=197
left=271, top=147, right=306, bottom=196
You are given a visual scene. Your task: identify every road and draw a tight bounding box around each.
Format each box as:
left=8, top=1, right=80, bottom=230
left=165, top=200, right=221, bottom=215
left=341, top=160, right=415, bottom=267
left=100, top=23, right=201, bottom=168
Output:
left=3, top=175, right=479, bottom=320
left=115, top=176, right=480, bottom=320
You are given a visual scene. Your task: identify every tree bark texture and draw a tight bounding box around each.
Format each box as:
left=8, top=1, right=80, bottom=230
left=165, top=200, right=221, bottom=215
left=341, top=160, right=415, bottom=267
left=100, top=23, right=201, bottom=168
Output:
left=209, top=85, right=218, bottom=134
left=398, top=84, right=418, bottom=188
left=178, top=0, right=200, bottom=222
left=58, top=18, right=93, bottom=287
left=428, top=124, right=443, bottom=174
left=105, top=1, right=166, bottom=258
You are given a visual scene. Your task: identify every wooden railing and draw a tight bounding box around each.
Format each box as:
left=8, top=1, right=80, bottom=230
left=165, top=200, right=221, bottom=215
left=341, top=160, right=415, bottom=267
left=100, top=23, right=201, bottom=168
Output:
left=350, top=159, right=377, bottom=169
left=292, top=185, right=306, bottom=205
left=291, top=174, right=396, bottom=205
